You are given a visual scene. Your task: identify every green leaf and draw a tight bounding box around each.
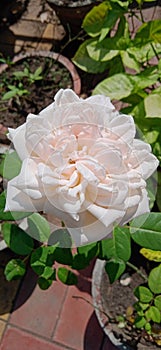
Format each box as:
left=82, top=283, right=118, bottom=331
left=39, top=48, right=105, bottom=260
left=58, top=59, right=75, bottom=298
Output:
left=82, top=2, right=110, bottom=37
left=77, top=242, right=98, bottom=260
left=2, top=223, right=34, bottom=255
left=72, top=39, right=109, bottom=73
left=72, top=242, right=98, bottom=270
left=145, top=306, right=161, bottom=323
left=92, top=73, right=134, bottom=99
left=140, top=248, right=161, bottom=262
left=113, top=226, right=131, bottom=262
left=48, top=228, right=72, bottom=248
left=120, top=50, right=140, bottom=72
left=98, top=238, right=115, bottom=260
left=134, top=286, right=153, bottom=303
left=37, top=266, right=56, bottom=290
left=0, top=191, right=31, bottom=221
left=3, top=151, right=22, bottom=180
left=130, top=213, right=161, bottom=250
left=86, top=38, right=119, bottom=62
left=105, top=258, right=126, bottom=283
left=154, top=295, right=161, bottom=311
left=27, top=213, right=50, bottom=242
left=99, top=226, right=131, bottom=262
left=53, top=247, right=73, bottom=265
left=57, top=267, right=78, bottom=285
left=134, top=316, right=146, bottom=329
left=135, top=20, right=161, bottom=44
left=4, top=259, right=26, bottom=281
left=34, top=66, right=42, bottom=77
left=2, top=90, right=17, bottom=100
left=138, top=302, right=149, bottom=311
left=148, top=264, right=161, bottom=294
left=30, top=246, right=57, bottom=275
left=144, top=94, right=161, bottom=118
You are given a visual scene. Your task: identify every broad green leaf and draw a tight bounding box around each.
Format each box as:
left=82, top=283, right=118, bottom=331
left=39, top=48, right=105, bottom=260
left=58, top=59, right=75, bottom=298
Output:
left=140, top=248, right=161, bottom=262
left=134, top=286, right=153, bottom=303
left=113, top=226, right=131, bottom=262
left=134, top=316, right=146, bottom=328
left=99, top=226, right=131, bottom=262
left=130, top=213, right=161, bottom=250
left=72, top=242, right=98, bottom=270
left=57, top=267, right=78, bottom=285
left=3, top=151, right=22, bottom=180
left=72, top=39, right=109, bottom=73
left=98, top=238, right=115, bottom=260
left=145, top=306, right=161, bottom=323
left=2, top=223, right=34, bottom=255
left=120, top=50, right=140, bottom=72
left=37, top=266, right=56, bottom=290
left=127, top=42, right=161, bottom=64
left=30, top=246, right=56, bottom=275
left=105, top=258, right=126, bottom=283
left=82, top=2, right=110, bottom=37
left=53, top=247, right=73, bottom=265
left=27, top=213, right=50, bottom=242
left=154, top=295, right=161, bottom=311
left=131, top=67, right=159, bottom=92
left=93, top=73, right=133, bottom=99
left=135, top=20, right=161, bottom=44
left=48, top=228, right=72, bottom=248
left=0, top=191, right=31, bottom=221
left=77, top=242, right=98, bottom=260
left=4, top=259, right=26, bottom=281
left=144, top=94, right=161, bottom=118
left=148, top=264, right=161, bottom=294
left=86, top=39, right=119, bottom=62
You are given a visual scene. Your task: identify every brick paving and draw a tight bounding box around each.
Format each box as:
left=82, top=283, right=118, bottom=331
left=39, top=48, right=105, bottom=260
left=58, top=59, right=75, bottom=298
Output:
left=0, top=1, right=118, bottom=348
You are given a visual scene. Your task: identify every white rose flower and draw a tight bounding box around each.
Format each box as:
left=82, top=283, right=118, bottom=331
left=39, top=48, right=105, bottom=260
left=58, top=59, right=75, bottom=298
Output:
left=5, top=89, right=159, bottom=246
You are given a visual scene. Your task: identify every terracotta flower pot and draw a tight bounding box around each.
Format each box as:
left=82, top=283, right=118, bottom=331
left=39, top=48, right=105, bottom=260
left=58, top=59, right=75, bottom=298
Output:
left=0, top=50, right=81, bottom=95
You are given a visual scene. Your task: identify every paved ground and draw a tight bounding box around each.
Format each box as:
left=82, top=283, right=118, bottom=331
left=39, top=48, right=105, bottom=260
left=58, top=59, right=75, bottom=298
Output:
left=0, top=250, right=117, bottom=350
left=0, top=0, right=117, bottom=349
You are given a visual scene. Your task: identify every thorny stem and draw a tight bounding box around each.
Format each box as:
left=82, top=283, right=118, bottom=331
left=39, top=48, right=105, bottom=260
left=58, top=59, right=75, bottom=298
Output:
left=126, top=261, right=148, bottom=282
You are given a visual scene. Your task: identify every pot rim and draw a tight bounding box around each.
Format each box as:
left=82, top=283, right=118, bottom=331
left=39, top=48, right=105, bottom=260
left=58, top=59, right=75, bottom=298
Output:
left=92, top=258, right=133, bottom=350
left=0, top=50, right=81, bottom=96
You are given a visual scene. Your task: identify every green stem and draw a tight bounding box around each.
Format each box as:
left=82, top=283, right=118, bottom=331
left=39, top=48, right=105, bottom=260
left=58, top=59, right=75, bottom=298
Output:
left=126, top=261, right=148, bottom=282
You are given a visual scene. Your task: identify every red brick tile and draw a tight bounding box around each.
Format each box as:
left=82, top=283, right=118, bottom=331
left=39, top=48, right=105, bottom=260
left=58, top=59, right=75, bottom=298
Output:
left=101, top=336, right=117, bottom=350
left=1, top=326, right=69, bottom=350
left=10, top=268, right=67, bottom=338
left=54, top=267, right=104, bottom=350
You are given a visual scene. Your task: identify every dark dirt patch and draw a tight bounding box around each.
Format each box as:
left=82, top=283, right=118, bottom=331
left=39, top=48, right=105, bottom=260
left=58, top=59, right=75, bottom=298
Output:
left=100, top=249, right=160, bottom=350
left=0, top=55, right=73, bottom=129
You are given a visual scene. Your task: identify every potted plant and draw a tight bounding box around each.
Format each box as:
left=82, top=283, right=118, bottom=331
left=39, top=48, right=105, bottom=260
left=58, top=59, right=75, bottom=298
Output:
left=0, top=50, right=81, bottom=130
left=46, top=0, right=101, bottom=35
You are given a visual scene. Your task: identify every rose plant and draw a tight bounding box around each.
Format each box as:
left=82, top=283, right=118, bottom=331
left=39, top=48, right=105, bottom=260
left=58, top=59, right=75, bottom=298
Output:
left=0, top=87, right=161, bottom=344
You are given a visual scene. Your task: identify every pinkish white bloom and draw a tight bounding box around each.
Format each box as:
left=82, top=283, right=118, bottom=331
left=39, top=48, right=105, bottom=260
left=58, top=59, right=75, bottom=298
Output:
left=5, top=89, right=159, bottom=246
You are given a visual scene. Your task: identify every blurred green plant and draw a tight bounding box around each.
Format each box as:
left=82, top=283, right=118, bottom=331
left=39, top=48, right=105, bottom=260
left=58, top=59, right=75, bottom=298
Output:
left=73, top=0, right=161, bottom=164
